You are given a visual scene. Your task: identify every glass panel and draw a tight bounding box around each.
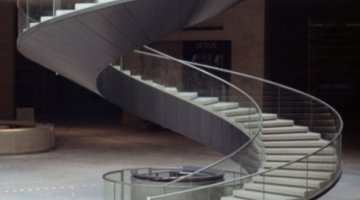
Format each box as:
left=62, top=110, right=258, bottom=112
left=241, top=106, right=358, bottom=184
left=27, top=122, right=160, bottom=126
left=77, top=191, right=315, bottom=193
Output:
left=17, top=0, right=112, bottom=34
left=131, top=47, right=343, bottom=200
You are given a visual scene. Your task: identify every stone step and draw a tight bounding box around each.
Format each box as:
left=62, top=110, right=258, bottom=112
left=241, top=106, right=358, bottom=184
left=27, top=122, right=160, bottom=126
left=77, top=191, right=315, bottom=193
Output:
left=265, top=147, right=335, bottom=155
left=261, top=126, right=308, bottom=134
left=233, top=190, right=298, bottom=200
left=266, top=155, right=337, bottom=163
left=164, top=87, right=177, bottom=94
left=222, top=107, right=257, bottom=117
left=29, top=22, right=39, bottom=28
left=207, top=102, right=239, bottom=111
left=98, top=0, right=115, bottom=3
left=234, top=113, right=277, bottom=123
left=260, top=169, right=333, bottom=180
left=264, top=162, right=337, bottom=171
left=252, top=176, right=323, bottom=189
left=193, top=97, right=219, bottom=105
left=40, top=16, right=54, bottom=22
left=131, top=75, right=141, bottom=80
left=243, top=119, right=294, bottom=128
left=121, top=69, right=130, bottom=75
left=263, top=139, right=329, bottom=148
left=177, top=92, right=198, bottom=100
left=75, top=3, right=97, bottom=10
left=221, top=196, right=247, bottom=200
left=244, top=182, right=313, bottom=197
left=261, top=132, right=321, bottom=141
left=56, top=9, right=75, bottom=16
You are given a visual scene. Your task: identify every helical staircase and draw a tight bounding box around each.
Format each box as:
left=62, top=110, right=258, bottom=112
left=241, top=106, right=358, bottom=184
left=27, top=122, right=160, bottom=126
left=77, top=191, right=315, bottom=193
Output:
left=17, top=0, right=343, bottom=200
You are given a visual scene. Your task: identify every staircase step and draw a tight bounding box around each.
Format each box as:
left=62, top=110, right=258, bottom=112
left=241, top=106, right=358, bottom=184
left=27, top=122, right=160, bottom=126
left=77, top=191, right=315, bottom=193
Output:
left=112, top=65, right=121, bottom=71
left=244, top=182, right=312, bottom=197
left=142, top=80, right=158, bottom=87
left=98, top=0, right=115, bottom=3
left=233, top=190, right=297, bottom=200
left=56, top=10, right=75, bottom=16
left=29, top=22, right=39, bottom=28
left=40, top=16, right=54, bottom=22
left=261, top=132, right=320, bottom=141
left=121, top=70, right=130, bottom=75
left=75, top=3, right=97, bottom=10
left=132, top=75, right=142, bottom=80
left=265, top=147, right=335, bottom=155
left=264, top=162, right=337, bottom=171
left=164, top=87, right=177, bottom=93
left=193, top=97, right=219, bottom=105
left=177, top=92, right=198, bottom=100
left=234, top=113, right=277, bottom=123
left=244, top=119, right=294, bottom=128
left=221, top=196, right=247, bottom=200
left=263, top=139, right=328, bottom=148
left=253, top=176, right=323, bottom=189
left=222, top=107, right=257, bottom=117
left=260, top=169, right=333, bottom=180
left=207, top=102, right=239, bottom=111
left=266, top=155, right=337, bottom=163
left=261, top=126, right=308, bottom=134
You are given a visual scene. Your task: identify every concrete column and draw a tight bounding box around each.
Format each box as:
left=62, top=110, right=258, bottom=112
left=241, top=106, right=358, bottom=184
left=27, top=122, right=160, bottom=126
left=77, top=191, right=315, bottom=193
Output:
left=0, top=2, right=16, bottom=120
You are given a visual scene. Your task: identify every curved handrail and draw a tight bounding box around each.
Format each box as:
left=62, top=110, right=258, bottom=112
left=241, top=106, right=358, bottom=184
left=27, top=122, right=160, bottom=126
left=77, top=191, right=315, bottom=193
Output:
left=17, top=0, right=38, bottom=34
left=103, top=167, right=243, bottom=188
left=139, top=48, right=343, bottom=200
left=139, top=48, right=342, bottom=120
left=138, top=45, right=265, bottom=185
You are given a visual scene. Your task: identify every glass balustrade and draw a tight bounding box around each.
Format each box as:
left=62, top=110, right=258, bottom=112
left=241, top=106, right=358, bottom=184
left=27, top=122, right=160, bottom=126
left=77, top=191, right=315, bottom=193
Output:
left=16, top=1, right=343, bottom=199
left=102, top=46, right=264, bottom=199
left=17, top=0, right=114, bottom=34
left=104, top=46, right=342, bottom=200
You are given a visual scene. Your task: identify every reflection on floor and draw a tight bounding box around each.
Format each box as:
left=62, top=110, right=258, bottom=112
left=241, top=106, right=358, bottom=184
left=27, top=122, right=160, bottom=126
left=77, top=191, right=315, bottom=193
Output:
left=0, top=116, right=359, bottom=200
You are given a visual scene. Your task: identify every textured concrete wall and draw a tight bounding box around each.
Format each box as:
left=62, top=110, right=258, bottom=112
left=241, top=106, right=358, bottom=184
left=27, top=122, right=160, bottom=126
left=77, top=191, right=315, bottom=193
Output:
left=163, top=0, right=265, bottom=105
left=0, top=2, right=16, bottom=120
left=163, top=0, right=265, bottom=78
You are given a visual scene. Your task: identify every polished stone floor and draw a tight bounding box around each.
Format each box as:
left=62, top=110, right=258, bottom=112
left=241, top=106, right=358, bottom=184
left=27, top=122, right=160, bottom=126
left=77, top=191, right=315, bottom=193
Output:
left=0, top=116, right=359, bottom=200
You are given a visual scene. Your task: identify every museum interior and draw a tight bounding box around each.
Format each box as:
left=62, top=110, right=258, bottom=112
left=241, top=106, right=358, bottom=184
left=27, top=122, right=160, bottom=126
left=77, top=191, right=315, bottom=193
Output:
left=0, top=0, right=359, bottom=200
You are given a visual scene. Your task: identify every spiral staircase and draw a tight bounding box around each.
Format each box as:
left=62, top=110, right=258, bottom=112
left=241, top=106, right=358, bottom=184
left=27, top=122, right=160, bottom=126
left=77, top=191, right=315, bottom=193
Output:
left=17, top=0, right=343, bottom=200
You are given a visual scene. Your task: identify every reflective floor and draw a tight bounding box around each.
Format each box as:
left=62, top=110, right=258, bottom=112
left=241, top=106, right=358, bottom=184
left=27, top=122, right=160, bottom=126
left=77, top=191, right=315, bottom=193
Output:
left=0, top=115, right=359, bottom=200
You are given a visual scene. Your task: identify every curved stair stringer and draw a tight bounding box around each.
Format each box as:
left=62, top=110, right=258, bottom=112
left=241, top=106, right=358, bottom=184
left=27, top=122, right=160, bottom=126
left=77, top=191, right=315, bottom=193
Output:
left=17, top=0, right=241, bottom=95
left=96, top=65, right=263, bottom=173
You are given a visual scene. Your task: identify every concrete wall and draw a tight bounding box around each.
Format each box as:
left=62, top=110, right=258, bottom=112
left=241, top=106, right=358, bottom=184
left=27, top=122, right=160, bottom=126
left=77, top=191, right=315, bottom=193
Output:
left=0, top=2, right=16, bottom=120
left=160, top=0, right=265, bottom=106
left=163, top=0, right=265, bottom=78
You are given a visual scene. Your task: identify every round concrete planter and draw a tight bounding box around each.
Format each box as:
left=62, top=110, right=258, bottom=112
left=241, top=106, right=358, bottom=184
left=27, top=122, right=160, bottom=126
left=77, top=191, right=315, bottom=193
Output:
left=0, top=121, right=55, bottom=155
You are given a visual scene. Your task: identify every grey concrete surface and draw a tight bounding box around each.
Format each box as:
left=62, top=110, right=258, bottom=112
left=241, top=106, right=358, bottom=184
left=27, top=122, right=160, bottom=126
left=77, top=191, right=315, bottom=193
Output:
left=0, top=116, right=359, bottom=200
left=0, top=117, right=221, bottom=200
left=318, top=149, right=360, bottom=200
